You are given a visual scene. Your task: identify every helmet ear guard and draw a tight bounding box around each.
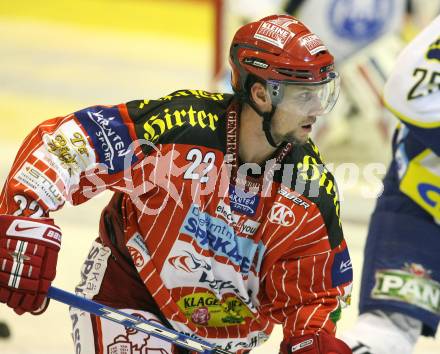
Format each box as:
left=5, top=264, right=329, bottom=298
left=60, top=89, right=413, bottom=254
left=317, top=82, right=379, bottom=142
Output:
left=266, top=81, right=283, bottom=106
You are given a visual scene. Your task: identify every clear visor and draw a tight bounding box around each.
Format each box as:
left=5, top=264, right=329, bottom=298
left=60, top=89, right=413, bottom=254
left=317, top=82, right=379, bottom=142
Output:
left=268, top=72, right=340, bottom=116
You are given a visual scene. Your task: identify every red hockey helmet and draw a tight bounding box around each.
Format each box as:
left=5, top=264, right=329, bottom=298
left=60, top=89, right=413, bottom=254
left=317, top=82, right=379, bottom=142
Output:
left=229, top=14, right=339, bottom=116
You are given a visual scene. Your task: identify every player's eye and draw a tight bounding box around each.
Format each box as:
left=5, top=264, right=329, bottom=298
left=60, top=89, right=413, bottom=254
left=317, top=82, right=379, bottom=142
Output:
left=295, top=91, right=313, bottom=101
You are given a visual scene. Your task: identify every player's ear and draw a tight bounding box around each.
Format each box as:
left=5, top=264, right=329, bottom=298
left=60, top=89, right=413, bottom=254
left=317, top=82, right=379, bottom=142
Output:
left=250, top=82, right=272, bottom=112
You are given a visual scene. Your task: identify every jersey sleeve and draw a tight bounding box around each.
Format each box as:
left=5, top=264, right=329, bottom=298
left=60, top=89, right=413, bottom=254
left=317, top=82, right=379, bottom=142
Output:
left=259, top=195, right=352, bottom=339
left=0, top=103, right=145, bottom=217
left=384, top=15, right=440, bottom=155
left=264, top=233, right=351, bottom=339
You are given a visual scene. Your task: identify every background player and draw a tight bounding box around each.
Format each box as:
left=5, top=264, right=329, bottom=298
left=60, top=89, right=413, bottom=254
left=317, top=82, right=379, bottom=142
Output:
left=341, top=14, right=440, bottom=354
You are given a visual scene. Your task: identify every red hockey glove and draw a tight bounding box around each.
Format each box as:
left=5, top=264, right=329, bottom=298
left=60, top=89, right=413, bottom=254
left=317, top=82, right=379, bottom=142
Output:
left=280, top=332, right=352, bottom=354
left=0, top=214, right=61, bottom=315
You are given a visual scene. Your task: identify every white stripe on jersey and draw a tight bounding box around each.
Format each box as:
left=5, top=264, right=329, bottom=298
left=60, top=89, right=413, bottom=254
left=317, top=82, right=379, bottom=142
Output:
left=296, top=223, right=325, bottom=241
left=310, top=256, right=318, bottom=299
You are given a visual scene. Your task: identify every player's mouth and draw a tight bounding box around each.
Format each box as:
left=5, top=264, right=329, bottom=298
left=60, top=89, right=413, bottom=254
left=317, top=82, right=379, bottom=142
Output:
left=301, top=122, right=315, bottom=132
left=301, top=118, right=316, bottom=132
left=301, top=124, right=312, bottom=132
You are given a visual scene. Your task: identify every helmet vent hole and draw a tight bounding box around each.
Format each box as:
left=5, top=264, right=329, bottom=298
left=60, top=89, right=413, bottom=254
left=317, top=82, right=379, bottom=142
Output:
left=276, top=68, right=313, bottom=80
left=276, top=68, right=294, bottom=77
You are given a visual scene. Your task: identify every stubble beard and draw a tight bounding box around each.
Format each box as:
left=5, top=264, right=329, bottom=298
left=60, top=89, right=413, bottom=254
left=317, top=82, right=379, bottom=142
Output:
left=274, top=131, right=308, bottom=146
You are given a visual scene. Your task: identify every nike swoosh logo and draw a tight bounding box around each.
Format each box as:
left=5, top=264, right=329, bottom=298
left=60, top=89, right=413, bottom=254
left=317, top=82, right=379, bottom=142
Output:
left=14, top=224, right=39, bottom=232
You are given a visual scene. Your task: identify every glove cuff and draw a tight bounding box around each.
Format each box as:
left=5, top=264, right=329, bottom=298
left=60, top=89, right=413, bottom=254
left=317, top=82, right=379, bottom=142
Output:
left=0, top=214, right=61, bottom=249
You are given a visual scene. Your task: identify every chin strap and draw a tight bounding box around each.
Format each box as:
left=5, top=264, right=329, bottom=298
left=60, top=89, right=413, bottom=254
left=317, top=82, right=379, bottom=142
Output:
left=245, top=97, right=279, bottom=148
left=261, top=109, right=278, bottom=148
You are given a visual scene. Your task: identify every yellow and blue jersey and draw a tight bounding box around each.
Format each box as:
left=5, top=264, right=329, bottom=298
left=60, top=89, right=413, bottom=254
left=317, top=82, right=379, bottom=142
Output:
left=359, top=16, right=440, bottom=336
left=384, top=15, right=440, bottom=222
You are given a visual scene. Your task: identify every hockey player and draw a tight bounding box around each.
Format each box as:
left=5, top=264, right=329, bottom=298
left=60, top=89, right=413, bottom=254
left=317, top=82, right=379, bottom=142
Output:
left=0, top=15, right=353, bottom=354
left=342, top=15, right=440, bottom=354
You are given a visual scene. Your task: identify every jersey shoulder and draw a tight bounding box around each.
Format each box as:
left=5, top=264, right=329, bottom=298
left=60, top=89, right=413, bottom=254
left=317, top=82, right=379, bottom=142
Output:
left=384, top=15, right=440, bottom=129
left=126, top=89, right=233, bottom=151
left=282, top=140, right=343, bottom=248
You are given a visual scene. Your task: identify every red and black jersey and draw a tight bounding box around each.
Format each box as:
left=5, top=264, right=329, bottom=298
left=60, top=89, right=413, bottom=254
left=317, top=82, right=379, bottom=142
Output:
left=0, top=89, right=352, bottom=352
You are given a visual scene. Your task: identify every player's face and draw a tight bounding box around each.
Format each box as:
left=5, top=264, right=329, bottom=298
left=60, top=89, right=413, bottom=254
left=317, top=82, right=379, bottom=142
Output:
left=271, top=107, right=316, bottom=145
left=270, top=80, right=339, bottom=145
left=271, top=85, right=322, bottom=145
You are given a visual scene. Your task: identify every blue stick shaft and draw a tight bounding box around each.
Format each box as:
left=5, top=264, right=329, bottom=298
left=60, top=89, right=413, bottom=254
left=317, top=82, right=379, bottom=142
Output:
left=47, top=286, right=227, bottom=354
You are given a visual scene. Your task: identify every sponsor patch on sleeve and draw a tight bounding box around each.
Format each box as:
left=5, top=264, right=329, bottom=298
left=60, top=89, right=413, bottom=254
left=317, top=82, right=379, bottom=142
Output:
left=331, top=247, right=353, bottom=287
left=74, top=106, right=137, bottom=174
left=34, top=119, right=96, bottom=184
left=13, top=162, right=64, bottom=210
left=126, top=232, right=150, bottom=271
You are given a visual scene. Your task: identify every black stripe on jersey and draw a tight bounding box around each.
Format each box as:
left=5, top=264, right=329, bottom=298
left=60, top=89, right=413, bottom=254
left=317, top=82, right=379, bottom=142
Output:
left=276, top=140, right=344, bottom=249
left=126, top=90, right=233, bottom=154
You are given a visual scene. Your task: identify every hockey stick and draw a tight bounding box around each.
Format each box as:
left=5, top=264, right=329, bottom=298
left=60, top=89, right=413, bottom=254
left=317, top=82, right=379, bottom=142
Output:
left=47, top=286, right=232, bottom=354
